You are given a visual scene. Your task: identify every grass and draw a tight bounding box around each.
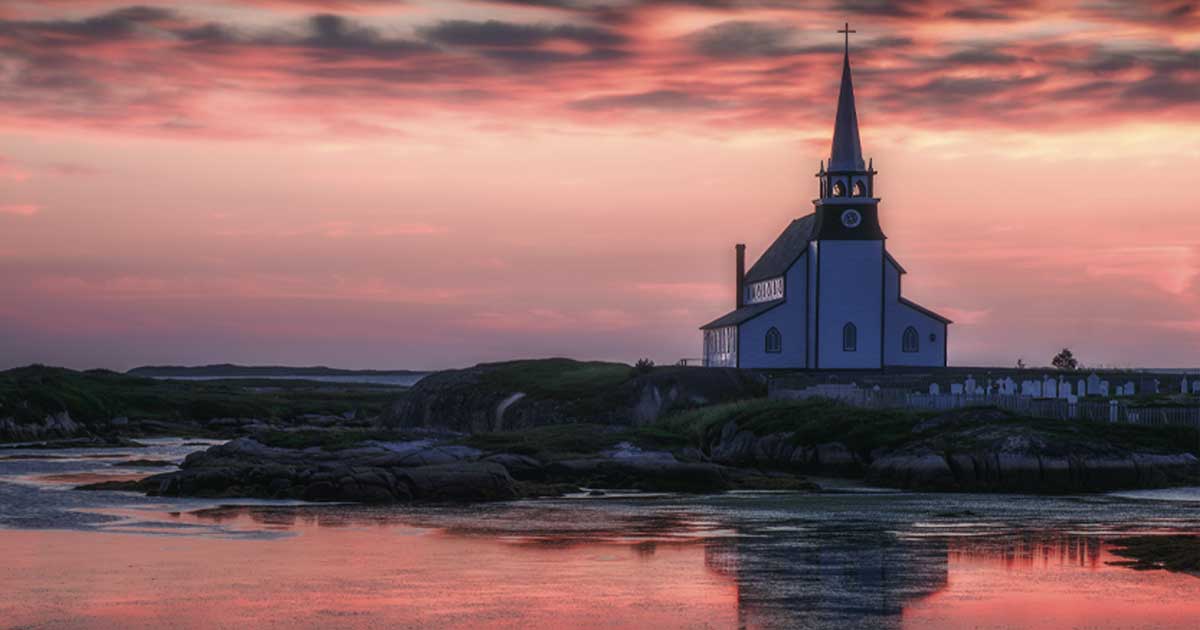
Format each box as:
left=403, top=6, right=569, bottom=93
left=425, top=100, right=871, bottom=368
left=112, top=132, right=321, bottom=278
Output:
left=0, top=365, right=402, bottom=424
left=476, top=359, right=634, bottom=400
left=658, top=397, right=929, bottom=453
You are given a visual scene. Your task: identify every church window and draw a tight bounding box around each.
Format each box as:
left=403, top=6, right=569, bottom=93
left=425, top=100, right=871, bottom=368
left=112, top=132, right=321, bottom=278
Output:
left=765, top=327, right=782, bottom=353
left=842, top=322, right=857, bottom=352
left=832, top=181, right=846, bottom=197
left=852, top=180, right=866, bottom=197
left=903, top=326, right=919, bottom=353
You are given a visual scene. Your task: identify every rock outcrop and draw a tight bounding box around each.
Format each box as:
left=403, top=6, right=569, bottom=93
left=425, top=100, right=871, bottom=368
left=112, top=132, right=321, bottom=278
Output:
left=703, top=414, right=1200, bottom=493
left=0, top=412, right=85, bottom=442
left=96, top=434, right=815, bottom=503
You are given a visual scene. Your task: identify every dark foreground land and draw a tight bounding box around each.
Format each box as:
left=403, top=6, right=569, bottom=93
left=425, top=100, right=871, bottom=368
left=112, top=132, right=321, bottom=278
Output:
left=3, top=360, right=1198, bottom=504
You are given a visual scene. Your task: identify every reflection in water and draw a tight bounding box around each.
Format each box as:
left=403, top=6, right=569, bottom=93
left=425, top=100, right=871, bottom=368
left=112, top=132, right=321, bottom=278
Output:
left=707, top=528, right=948, bottom=629
left=3, top=443, right=1200, bottom=630
left=905, top=532, right=1200, bottom=630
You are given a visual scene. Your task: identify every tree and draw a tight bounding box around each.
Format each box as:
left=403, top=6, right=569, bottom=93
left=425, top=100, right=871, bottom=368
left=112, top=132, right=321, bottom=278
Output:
left=1016, top=358, right=1026, bottom=370
left=1052, top=348, right=1079, bottom=371
left=633, top=358, right=655, bottom=374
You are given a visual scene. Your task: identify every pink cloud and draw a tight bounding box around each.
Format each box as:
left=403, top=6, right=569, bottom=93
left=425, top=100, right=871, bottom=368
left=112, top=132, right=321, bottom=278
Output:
left=0, top=204, right=40, bottom=216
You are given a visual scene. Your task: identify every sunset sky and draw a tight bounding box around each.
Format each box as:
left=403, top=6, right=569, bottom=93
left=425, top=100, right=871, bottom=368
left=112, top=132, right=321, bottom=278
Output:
left=1, top=0, right=1198, bottom=370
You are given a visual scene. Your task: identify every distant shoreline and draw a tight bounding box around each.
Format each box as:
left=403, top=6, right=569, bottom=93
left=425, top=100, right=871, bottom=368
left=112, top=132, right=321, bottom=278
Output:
left=127, top=364, right=430, bottom=387
left=128, top=364, right=428, bottom=377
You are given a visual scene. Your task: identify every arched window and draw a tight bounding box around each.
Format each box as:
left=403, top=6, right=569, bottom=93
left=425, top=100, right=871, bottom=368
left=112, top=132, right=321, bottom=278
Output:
left=831, top=181, right=846, bottom=197
left=765, top=327, right=782, bottom=353
left=903, top=326, right=919, bottom=353
left=842, top=322, right=857, bottom=352
left=852, top=180, right=866, bottom=197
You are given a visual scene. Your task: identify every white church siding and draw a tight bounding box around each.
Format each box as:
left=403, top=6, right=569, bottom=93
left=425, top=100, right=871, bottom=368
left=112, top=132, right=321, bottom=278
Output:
left=882, top=256, right=948, bottom=367
left=885, top=302, right=947, bottom=366
left=738, top=253, right=809, bottom=368
left=816, top=240, right=883, bottom=369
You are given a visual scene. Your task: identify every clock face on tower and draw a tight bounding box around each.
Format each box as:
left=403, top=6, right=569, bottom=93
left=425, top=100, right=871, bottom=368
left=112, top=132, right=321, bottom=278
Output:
left=841, top=209, right=862, bottom=228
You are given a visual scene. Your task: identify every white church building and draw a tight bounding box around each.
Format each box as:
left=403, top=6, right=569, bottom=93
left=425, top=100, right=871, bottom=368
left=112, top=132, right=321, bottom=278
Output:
left=701, top=29, right=950, bottom=369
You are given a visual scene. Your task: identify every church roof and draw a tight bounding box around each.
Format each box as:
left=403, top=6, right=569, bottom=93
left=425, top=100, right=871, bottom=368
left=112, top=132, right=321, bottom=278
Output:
left=829, top=47, right=865, bottom=171
left=699, top=299, right=784, bottom=330
left=744, top=214, right=816, bottom=283
left=900, top=297, right=953, bottom=324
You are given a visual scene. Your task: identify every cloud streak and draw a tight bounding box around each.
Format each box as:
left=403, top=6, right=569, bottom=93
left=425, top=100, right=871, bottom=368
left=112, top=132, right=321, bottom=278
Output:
left=0, top=2, right=1194, bottom=137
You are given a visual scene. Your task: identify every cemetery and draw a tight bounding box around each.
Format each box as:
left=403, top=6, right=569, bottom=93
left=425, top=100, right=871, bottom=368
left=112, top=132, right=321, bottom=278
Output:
left=770, top=368, right=1200, bottom=427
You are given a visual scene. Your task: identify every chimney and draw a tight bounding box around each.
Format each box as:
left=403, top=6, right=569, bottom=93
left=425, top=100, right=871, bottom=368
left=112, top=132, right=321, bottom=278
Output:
left=735, top=244, right=746, bottom=308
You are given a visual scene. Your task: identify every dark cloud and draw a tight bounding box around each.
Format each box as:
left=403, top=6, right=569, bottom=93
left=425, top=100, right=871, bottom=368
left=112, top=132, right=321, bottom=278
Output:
left=292, top=14, right=432, bottom=59
left=1122, top=74, right=1200, bottom=105
left=0, top=6, right=175, bottom=45
left=833, top=0, right=929, bottom=18
left=945, top=7, right=1015, bottom=20
left=689, top=21, right=800, bottom=59
left=568, top=89, right=726, bottom=111
left=419, top=19, right=627, bottom=48
left=942, top=47, right=1021, bottom=66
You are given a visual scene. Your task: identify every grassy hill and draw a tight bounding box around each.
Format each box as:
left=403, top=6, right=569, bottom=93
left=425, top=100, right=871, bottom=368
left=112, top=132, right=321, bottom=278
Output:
left=0, top=365, right=401, bottom=425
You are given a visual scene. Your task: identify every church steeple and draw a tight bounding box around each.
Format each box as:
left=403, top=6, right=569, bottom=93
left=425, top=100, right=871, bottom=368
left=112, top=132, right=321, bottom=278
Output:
left=813, top=23, right=883, bottom=240
left=829, top=28, right=865, bottom=172
left=816, top=22, right=876, bottom=204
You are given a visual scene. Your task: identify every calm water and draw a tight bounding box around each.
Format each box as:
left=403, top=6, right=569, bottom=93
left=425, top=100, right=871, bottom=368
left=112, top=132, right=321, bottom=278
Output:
left=1, top=439, right=1198, bottom=629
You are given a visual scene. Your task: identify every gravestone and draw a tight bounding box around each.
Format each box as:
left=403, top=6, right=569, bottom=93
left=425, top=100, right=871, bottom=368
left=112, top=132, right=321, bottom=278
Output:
left=1021, top=380, right=1036, bottom=397
left=1193, top=379, right=1200, bottom=395
left=1077, top=379, right=1087, bottom=398
left=1087, top=374, right=1102, bottom=396
left=951, top=383, right=964, bottom=395
left=1059, top=381, right=1072, bottom=398
left=1123, top=381, right=1136, bottom=396
left=929, top=383, right=940, bottom=396
left=1099, top=380, right=1110, bottom=397
left=965, top=376, right=976, bottom=394
left=1003, top=378, right=1017, bottom=395
left=1182, top=377, right=1189, bottom=395
left=1043, top=377, right=1057, bottom=399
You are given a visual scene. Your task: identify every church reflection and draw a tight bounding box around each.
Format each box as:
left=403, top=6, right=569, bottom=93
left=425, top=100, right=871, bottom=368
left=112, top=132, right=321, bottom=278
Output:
left=705, top=528, right=949, bottom=629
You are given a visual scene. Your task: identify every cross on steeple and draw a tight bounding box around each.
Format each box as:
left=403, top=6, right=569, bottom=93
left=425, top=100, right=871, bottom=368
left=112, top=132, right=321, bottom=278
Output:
left=837, top=22, right=856, bottom=56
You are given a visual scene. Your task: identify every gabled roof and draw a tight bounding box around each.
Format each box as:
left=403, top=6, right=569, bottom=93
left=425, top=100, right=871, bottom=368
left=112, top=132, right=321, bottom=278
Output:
left=899, top=297, right=953, bottom=324
left=743, top=214, right=815, bottom=283
left=699, top=299, right=784, bottom=330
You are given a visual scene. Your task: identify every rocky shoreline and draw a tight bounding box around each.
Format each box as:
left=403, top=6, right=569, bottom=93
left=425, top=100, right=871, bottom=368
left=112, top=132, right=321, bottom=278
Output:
left=703, top=409, right=1199, bottom=493
left=8, top=360, right=1199, bottom=503
left=82, top=435, right=817, bottom=502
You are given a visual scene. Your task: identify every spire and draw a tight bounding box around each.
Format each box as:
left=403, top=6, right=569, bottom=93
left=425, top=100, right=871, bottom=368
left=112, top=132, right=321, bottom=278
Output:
left=829, top=22, right=865, bottom=172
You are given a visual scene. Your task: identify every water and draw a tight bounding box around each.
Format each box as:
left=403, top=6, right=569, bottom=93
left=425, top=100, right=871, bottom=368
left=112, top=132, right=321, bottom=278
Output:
left=1, top=440, right=1198, bottom=629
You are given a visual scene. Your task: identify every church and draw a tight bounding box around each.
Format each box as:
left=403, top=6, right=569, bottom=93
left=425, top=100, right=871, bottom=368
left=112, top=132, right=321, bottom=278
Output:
left=701, top=27, right=950, bottom=369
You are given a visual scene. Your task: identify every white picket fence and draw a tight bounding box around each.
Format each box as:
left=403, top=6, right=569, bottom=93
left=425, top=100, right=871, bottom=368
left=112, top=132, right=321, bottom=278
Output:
left=771, top=385, right=1200, bottom=428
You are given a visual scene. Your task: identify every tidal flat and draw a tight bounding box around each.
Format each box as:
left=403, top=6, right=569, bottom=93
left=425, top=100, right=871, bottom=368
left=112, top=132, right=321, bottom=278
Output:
left=1, top=439, right=1199, bottom=630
